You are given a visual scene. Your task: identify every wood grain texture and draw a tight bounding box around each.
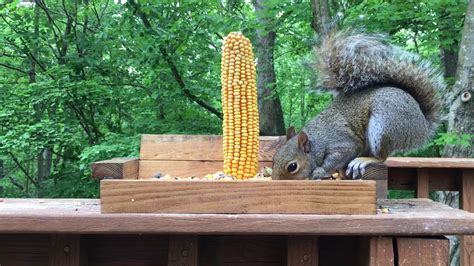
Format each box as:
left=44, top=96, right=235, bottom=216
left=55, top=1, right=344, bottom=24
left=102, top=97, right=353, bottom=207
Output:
left=368, top=237, right=394, bottom=266
left=1, top=199, right=474, bottom=235
left=461, top=169, right=474, bottom=266
left=198, top=236, right=286, bottom=265
left=416, top=169, right=430, bottom=198
left=100, top=180, right=377, bottom=214
left=377, top=179, right=388, bottom=199
left=396, top=237, right=449, bottom=266
left=139, top=134, right=285, bottom=161
left=139, top=135, right=474, bottom=169
left=385, top=157, right=474, bottom=168
left=287, top=236, right=318, bottom=266
left=91, top=158, right=138, bottom=180
left=168, top=235, right=198, bottom=266
left=84, top=234, right=169, bottom=266
left=138, top=160, right=273, bottom=179
left=388, top=168, right=462, bottom=191
left=49, top=234, right=83, bottom=266
left=0, top=234, right=49, bottom=266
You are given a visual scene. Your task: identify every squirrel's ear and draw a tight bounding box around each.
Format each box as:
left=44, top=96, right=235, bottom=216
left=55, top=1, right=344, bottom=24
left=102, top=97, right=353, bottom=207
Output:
left=286, top=126, right=296, bottom=140
left=298, top=131, right=311, bottom=153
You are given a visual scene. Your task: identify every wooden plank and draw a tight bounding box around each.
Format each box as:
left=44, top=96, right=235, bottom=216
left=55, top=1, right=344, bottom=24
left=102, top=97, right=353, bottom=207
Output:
left=91, top=158, right=138, bottom=180
left=396, top=237, right=449, bottom=266
left=319, top=237, right=360, bottom=266
left=139, top=134, right=474, bottom=169
left=388, top=168, right=461, bottom=191
left=100, top=180, right=376, bottom=214
left=0, top=234, right=49, bottom=266
left=461, top=169, right=474, bottom=266
left=416, top=169, right=430, bottom=198
left=377, top=179, right=388, bottom=199
left=386, top=157, right=474, bottom=168
left=84, top=234, right=168, bottom=266
left=2, top=199, right=474, bottom=235
left=49, top=234, right=82, bottom=266
left=138, top=160, right=272, bottom=179
left=199, top=236, right=286, bottom=265
left=168, top=235, right=198, bottom=266
left=140, top=134, right=285, bottom=161
left=287, top=236, right=318, bottom=266
left=367, top=237, right=394, bottom=266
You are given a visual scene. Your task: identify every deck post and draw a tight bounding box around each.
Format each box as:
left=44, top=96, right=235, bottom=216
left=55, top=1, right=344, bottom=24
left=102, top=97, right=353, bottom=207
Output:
left=416, top=169, right=430, bottom=198
left=366, top=237, right=394, bottom=266
left=461, top=169, right=474, bottom=266
left=396, top=237, right=449, bottom=265
left=287, top=236, right=319, bottom=266
left=168, top=235, right=198, bottom=266
left=49, top=234, right=84, bottom=266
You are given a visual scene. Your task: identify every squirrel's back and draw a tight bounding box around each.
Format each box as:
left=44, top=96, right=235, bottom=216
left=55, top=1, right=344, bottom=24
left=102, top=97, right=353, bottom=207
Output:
left=314, top=31, right=444, bottom=131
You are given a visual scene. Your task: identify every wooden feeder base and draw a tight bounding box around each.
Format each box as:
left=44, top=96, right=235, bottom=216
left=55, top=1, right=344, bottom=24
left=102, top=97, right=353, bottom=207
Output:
left=100, top=179, right=376, bottom=215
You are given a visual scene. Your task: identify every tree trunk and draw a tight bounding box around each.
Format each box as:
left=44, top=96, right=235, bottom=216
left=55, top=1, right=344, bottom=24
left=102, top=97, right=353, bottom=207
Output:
left=444, top=0, right=474, bottom=158
left=0, top=160, right=4, bottom=179
left=441, top=48, right=459, bottom=79
left=252, top=0, right=285, bottom=136
left=36, top=149, right=52, bottom=197
left=310, top=0, right=331, bottom=35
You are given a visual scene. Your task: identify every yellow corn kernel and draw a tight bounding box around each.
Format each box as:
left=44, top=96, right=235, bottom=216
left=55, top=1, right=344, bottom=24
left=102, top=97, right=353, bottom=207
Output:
left=221, top=32, right=259, bottom=179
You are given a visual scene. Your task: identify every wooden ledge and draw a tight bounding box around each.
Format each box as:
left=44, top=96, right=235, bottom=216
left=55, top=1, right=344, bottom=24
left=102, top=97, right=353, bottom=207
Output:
left=385, top=157, right=474, bottom=168
left=1, top=198, right=474, bottom=235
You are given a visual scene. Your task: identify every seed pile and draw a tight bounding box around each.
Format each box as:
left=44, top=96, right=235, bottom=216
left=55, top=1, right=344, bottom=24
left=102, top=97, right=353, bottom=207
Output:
left=154, top=167, right=272, bottom=181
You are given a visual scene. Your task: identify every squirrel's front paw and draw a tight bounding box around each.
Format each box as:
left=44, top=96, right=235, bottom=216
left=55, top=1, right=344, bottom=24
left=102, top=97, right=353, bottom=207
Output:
left=311, top=167, right=332, bottom=180
left=346, top=157, right=381, bottom=179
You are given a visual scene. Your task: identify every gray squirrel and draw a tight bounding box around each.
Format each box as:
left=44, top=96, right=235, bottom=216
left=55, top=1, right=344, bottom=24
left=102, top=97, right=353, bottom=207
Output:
left=271, top=31, right=444, bottom=180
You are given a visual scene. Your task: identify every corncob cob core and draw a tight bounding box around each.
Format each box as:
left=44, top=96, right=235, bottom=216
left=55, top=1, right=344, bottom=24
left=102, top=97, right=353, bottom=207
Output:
left=221, top=32, right=259, bottom=180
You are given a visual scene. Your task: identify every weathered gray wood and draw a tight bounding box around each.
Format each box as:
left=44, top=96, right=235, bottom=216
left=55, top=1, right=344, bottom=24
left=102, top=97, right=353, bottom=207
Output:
left=367, top=237, right=394, bottom=266
left=357, top=237, right=394, bottom=266
left=1, top=199, right=474, bottom=235
left=386, top=157, right=474, bottom=168
left=396, top=237, right=449, bottom=266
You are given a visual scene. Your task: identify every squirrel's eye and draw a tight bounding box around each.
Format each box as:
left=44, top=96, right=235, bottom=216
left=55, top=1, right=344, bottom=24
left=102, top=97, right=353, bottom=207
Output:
left=287, top=162, right=298, bottom=173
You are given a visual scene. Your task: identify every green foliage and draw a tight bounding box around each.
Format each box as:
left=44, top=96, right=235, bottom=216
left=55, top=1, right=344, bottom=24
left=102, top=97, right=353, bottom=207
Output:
left=433, top=132, right=472, bottom=147
left=0, top=0, right=469, bottom=198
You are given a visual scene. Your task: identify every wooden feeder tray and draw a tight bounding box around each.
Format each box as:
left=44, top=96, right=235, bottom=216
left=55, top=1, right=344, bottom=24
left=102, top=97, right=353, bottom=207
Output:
left=96, top=135, right=385, bottom=215
left=100, top=179, right=377, bottom=214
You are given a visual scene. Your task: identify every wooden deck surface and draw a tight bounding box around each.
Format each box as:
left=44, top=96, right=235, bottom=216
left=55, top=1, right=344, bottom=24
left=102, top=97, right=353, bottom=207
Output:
left=1, top=198, right=474, bottom=235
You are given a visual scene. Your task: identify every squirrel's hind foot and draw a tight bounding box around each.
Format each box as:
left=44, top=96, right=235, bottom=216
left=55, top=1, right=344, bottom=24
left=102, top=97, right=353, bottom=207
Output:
left=346, top=157, right=382, bottom=179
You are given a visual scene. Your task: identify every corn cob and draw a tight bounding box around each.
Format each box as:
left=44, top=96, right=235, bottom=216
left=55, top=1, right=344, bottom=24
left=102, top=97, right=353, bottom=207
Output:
left=221, top=32, right=259, bottom=180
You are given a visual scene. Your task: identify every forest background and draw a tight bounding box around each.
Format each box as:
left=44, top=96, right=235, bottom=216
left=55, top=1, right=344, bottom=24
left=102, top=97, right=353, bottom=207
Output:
left=0, top=0, right=472, bottom=200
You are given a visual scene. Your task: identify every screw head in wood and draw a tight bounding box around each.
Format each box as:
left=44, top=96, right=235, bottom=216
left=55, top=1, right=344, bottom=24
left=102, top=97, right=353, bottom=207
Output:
left=182, top=249, right=189, bottom=257
left=63, top=246, right=70, bottom=254
left=303, top=254, right=310, bottom=261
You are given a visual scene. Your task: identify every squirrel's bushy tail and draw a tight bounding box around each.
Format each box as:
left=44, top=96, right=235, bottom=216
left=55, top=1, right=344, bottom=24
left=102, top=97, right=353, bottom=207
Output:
left=315, top=30, right=444, bottom=128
